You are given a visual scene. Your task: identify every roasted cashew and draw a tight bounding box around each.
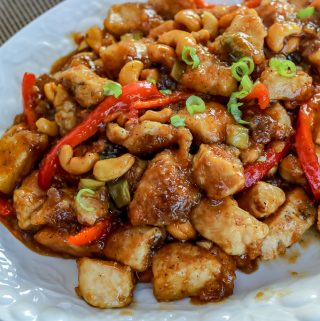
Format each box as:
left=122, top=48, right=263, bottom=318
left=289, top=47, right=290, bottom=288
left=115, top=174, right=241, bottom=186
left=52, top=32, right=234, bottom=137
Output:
left=58, top=145, right=99, bottom=175
left=140, top=69, right=160, bottom=83
left=158, top=30, right=197, bottom=57
left=174, top=10, right=202, bottom=32
left=139, top=108, right=173, bottom=123
left=266, top=22, right=302, bottom=53
left=118, top=60, right=144, bottom=85
left=149, top=20, right=178, bottom=39
left=202, top=11, right=218, bottom=39
left=36, top=118, right=59, bottom=137
left=44, top=82, right=57, bottom=103
left=167, top=221, right=196, bottom=240
left=148, top=43, right=177, bottom=69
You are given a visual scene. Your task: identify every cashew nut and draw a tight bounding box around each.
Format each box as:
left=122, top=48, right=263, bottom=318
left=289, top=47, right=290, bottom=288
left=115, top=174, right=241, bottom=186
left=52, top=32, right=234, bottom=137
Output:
left=58, top=145, right=99, bottom=175
left=266, top=22, right=302, bottom=53
left=174, top=10, right=202, bottom=32
left=36, top=118, right=59, bottom=137
left=158, top=30, right=197, bottom=57
left=106, top=123, right=129, bottom=143
left=140, top=69, right=160, bottom=83
left=149, top=20, right=178, bottom=39
left=148, top=43, right=177, bottom=69
left=202, top=11, right=218, bottom=39
left=139, top=108, right=173, bottom=123
left=93, top=154, right=135, bottom=182
left=118, top=60, right=144, bottom=86
left=44, top=82, right=57, bottom=103
left=192, top=29, right=211, bottom=44
left=86, top=26, right=103, bottom=53
left=167, top=221, right=196, bottom=240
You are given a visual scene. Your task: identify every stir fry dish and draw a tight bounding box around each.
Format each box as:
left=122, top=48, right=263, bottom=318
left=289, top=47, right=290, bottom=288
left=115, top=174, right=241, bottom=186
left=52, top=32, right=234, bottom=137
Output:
left=2, top=0, right=320, bottom=309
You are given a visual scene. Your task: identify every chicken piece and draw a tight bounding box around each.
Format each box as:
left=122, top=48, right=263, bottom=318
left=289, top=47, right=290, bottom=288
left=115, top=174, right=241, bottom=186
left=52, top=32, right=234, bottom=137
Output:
left=152, top=243, right=236, bottom=302
left=237, top=182, right=286, bottom=218
left=125, top=158, right=148, bottom=192
left=104, top=3, right=162, bottom=36
left=73, top=187, right=109, bottom=226
left=148, top=0, right=196, bottom=18
left=59, top=65, right=108, bottom=108
left=77, top=258, right=134, bottom=308
left=178, top=102, right=234, bottom=144
left=261, top=188, right=316, bottom=260
left=14, top=171, right=46, bottom=230
left=260, top=68, right=313, bottom=101
left=240, top=140, right=264, bottom=164
left=191, top=197, right=269, bottom=258
left=30, top=187, right=77, bottom=228
left=53, top=85, right=79, bottom=135
left=104, top=225, right=165, bottom=271
left=34, top=227, right=101, bottom=257
left=129, top=150, right=200, bottom=226
left=106, top=121, right=192, bottom=162
left=180, top=46, right=237, bottom=97
left=192, top=144, right=245, bottom=200
left=212, top=12, right=266, bottom=64
left=100, top=38, right=149, bottom=75
left=279, top=154, right=307, bottom=185
left=0, top=125, right=48, bottom=195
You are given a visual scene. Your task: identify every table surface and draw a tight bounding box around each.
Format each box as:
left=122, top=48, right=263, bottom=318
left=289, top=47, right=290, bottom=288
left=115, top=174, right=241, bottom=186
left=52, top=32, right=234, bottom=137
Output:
left=0, top=0, right=62, bottom=45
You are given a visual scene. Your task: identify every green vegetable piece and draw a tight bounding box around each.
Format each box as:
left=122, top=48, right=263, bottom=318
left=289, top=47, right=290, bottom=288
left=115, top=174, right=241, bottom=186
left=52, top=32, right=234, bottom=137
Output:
left=79, top=179, right=105, bottom=191
left=297, top=6, right=315, bottom=19
left=147, top=77, right=157, bottom=85
left=182, top=46, right=201, bottom=69
left=269, top=58, right=296, bottom=78
left=170, top=115, right=186, bottom=128
left=160, top=89, right=172, bottom=95
left=103, top=81, right=122, bottom=98
left=108, top=178, right=131, bottom=208
left=76, top=189, right=95, bottom=212
left=186, top=95, right=206, bottom=114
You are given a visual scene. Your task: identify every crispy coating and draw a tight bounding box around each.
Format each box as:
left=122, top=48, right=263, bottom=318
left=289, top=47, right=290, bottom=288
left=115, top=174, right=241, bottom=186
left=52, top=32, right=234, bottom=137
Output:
left=191, top=197, right=269, bottom=258
left=104, top=225, right=165, bottom=271
left=152, top=243, right=235, bottom=302
left=77, top=258, right=134, bottom=308
left=261, top=188, right=316, bottom=260
left=129, top=150, right=200, bottom=226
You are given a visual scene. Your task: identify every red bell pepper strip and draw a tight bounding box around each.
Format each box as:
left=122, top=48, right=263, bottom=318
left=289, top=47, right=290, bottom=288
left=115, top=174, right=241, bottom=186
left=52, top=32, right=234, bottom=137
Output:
left=296, top=104, right=320, bottom=200
left=38, top=81, right=161, bottom=190
left=131, top=92, right=191, bottom=110
left=68, top=218, right=111, bottom=246
left=22, top=72, right=37, bottom=130
left=244, top=140, right=291, bottom=189
left=243, top=0, right=261, bottom=8
left=244, top=83, right=270, bottom=110
left=0, top=198, right=13, bottom=217
left=194, top=0, right=215, bottom=8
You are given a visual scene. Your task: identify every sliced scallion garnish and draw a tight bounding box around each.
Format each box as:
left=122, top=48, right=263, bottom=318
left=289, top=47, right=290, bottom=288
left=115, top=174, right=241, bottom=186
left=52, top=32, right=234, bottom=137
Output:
left=160, top=89, right=172, bottom=95
left=297, top=6, right=315, bottom=19
left=103, top=82, right=122, bottom=98
left=240, top=75, right=253, bottom=93
left=269, top=58, right=296, bottom=78
left=147, top=77, right=157, bottom=85
left=76, top=189, right=95, bottom=212
left=186, top=95, right=206, bottom=114
left=170, top=115, right=186, bottom=128
left=182, top=46, right=200, bottom=69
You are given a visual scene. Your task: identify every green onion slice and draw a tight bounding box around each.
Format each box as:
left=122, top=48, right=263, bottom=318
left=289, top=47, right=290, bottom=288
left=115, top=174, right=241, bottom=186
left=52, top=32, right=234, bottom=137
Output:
left=103, top=81, right=122, bottom=98
left=170, top=115, right=186, bottom=127
left=160, top=89, right=172, bottom=95
left=239, top=57, right=255, bottom=75
left=147, top=77, right=157, bottom=85
left=297, top=6, right=315, bottom=19
left=186, top=95, right=206, bottom=114
left=239, top=75, right=253, bottom=93
left=269, top=58, right=296, bottom=78
left=231, top=61, right=249, bottom=81
left=182, top=46, right=200, bottom=69
left=76, top=189, right=95, bottom=212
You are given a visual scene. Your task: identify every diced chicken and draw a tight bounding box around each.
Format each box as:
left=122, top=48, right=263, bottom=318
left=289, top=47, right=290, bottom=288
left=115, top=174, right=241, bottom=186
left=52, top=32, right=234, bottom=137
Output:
left=77, top=258, right=134, bottom=308
left=240, top=140, right=264, bottom=164
left=191, top=197, right=269, bottom=258
left=0, top=125, right=48, bottom=195
left=104, top=3, right=162, bottom=36
left=53, top=85, right=78, bottom=135
left=279, top=154, right=307, bottom=185
left=192, top=144, right=245, bottom=200
left=30, top=187, right=77, bottom=228
left=104, top=225, right=165, bottom=271
left=34, top=227, right=101, bottom=257
left=260, top=68, right=313, bottom=101
left=180, top=46, right=237, bottom=97
left=73, top=187, right=109, bottom=226
left=14, top=171, right=46, bottom=230
left=129, top=150, right=200, bottom=226
left=106, top=121, right=193, bottom=163
left=125, top=158, right=148, bottom=192
left=213, top=12, right=266, bottom=64
left=59, top=65, right=108, bottom=108
left=237, top=182, right=286, bottom=218
left=178, top=102, right=234, bottom=144
left=100, top=38, right=149, bottom=75
left=261, top=188, right=316, bottom=260
left=152, top=243, right=236, bottom=302
left=148, top=0, right=196, bottom=18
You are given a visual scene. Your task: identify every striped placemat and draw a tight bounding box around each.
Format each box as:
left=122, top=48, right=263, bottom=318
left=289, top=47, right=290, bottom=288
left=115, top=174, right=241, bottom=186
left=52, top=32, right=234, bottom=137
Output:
left=0, top=0, right=63, bottom=45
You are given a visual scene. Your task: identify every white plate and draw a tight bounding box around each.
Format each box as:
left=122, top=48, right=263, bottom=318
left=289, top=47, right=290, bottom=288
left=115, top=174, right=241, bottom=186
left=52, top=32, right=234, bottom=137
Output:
left=1, top=1, right=320, bottom=320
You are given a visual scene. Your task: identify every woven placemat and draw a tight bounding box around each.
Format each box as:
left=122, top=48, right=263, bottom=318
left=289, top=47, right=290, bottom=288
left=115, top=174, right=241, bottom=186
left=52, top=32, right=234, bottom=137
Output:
left=0, top=0, right=63, bottom=45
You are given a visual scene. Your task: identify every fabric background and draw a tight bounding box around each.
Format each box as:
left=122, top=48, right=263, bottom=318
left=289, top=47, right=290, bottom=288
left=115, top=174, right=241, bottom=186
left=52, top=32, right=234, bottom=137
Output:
left=0, top=0, right=63, bottom=45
